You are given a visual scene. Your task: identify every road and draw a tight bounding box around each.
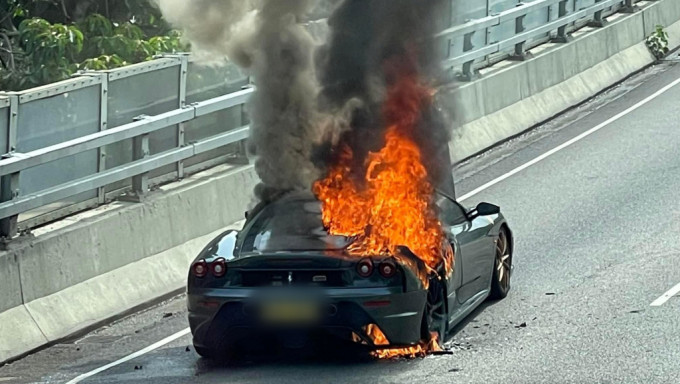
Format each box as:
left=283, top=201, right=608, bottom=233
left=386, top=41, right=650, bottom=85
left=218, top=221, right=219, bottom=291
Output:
left=2, top=58, right=680, bottom=384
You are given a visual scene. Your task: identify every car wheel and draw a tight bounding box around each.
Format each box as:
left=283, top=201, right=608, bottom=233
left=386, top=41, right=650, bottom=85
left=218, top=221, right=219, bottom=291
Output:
left=421, top=275, right=447, bottom=343
left=489, top=227, right=512, bottom=300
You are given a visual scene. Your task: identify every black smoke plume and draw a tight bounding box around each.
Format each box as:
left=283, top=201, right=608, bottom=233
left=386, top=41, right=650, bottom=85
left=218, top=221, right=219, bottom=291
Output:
left=315, top=0, right=453, bottom=194
left=156, top=0, right=455, bottom=201
left=156, top=0, right=324, bottom=203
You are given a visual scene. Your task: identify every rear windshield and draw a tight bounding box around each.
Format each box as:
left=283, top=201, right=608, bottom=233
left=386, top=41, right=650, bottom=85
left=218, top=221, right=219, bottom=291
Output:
left=240, top=199, right=352, bottom=253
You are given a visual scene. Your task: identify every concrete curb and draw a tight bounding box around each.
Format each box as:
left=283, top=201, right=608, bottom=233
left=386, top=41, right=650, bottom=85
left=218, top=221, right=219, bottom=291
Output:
left=0, top=306, right=48, bottom=363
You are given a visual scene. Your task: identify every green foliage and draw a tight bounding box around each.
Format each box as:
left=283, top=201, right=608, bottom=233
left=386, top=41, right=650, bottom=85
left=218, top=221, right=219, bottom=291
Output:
left=646, top=25, right=670, bottom=60
left=80, top=54, right=127, bottom=71
left=0, top=0, right=186, bottom=91
left=18, top=18, right=84, bottom=85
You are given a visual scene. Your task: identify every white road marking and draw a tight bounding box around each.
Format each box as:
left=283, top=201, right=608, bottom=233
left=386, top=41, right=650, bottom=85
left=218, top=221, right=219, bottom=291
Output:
left=65, top=328, right=190, bottom=384
left=459, top=76, right=680, bottom=202
left=64, top=74, right=680, bottom=383
left=651, top=283, right=680, bottom=307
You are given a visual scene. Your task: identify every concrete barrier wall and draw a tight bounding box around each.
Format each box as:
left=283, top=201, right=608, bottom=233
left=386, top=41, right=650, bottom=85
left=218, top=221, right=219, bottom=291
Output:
left=14, top=165, right=258, bottom=303
left=0, top=164, right=257, bottom=363
left=2, top=0, right=680, bottom=364
left=0, top=253, right=21, bottom=314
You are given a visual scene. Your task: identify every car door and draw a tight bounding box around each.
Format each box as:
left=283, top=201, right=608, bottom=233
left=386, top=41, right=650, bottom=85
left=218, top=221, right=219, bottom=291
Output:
left=435, top=195, right=466, bottom=313
left=437, top=194, right=494, bottom=305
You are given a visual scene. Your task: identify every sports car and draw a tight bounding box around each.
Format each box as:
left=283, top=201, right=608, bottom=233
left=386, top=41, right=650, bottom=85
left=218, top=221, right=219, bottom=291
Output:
left=187, top=190, right=513, bottom=359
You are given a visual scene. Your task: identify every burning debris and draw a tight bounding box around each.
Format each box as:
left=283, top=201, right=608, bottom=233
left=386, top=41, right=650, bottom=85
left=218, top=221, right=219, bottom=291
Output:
left=364, top=324, right=444, bottom=359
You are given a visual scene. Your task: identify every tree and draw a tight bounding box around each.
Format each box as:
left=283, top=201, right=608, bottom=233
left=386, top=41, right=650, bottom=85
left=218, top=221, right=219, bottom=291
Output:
left=0, top=0, right=184, bottom=91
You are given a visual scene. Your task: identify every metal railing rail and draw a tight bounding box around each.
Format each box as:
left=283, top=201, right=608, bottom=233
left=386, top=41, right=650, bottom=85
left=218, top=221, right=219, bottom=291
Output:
left=437, top=0, right=639, bottom=79
left=0, top=87, right=253, bottom=237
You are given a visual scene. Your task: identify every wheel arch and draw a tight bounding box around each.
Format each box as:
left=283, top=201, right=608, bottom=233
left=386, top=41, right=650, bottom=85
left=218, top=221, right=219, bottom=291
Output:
left=500, top=223, right=514, bottom=257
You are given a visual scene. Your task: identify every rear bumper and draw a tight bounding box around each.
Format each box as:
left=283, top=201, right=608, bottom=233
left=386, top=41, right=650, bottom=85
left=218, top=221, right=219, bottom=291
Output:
left=188, top=287, right=426, bottom=350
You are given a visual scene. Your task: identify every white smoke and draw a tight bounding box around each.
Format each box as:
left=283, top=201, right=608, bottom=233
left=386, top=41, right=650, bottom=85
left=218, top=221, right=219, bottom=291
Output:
left=153, top=0, right=254, bottom=63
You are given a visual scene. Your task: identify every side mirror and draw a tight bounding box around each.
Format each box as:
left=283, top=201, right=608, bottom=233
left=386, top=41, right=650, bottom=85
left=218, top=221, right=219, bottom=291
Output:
left=468, top=202, right=500, bottom=220
left=476, top=202, right=500, bottom=216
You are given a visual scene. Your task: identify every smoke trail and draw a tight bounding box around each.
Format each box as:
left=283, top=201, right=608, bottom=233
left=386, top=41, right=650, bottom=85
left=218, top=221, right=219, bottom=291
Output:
left=315, top=0, right=453, bottom=193
left=229, top=0, right=323, bottom=202
left=156, top=0, right=324, bottom=201
left=153, top=0, right=253, bottom=64
left=156, top=0, right=454, bottom=200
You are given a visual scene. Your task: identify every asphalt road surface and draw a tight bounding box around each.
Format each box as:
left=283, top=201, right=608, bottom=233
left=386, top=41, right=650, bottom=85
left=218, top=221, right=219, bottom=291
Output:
left=3, top=58, right=680, bottom=384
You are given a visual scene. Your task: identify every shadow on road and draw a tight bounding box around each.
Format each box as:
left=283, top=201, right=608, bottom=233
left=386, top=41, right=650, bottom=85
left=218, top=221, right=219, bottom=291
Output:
left=190, top=344, right=423, bottom=383
left=445, top=299, right=498, bottom=342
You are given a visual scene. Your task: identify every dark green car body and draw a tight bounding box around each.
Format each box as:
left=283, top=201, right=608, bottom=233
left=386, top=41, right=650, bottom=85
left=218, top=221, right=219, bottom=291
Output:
left=187, top=191, right=512, bottom=357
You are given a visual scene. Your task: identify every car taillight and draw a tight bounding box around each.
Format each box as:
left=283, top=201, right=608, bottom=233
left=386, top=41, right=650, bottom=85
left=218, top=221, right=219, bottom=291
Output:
left=378, top=260, right=397, bottom=278
left=356, top=258, right=374, bottom=277
left=211, top=257, right=227, bottom=277
left=192, top=259, right=208, bottom=278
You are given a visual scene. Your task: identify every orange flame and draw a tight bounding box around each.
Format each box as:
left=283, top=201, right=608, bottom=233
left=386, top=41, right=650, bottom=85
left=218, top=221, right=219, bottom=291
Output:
left=313, top=62, right=449, bottom=358
left=313, top=71, right=445, bottom=271
left=363, top=324, right=443, bottom=359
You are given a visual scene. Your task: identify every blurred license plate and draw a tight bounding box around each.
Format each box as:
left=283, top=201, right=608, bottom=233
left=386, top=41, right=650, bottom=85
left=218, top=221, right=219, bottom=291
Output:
left=260, top=302, right=320, bottom=324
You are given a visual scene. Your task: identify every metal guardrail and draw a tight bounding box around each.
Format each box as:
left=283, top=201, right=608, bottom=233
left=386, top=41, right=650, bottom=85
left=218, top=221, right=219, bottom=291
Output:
left=0, top=86, right=253, bottom=237
left=0, top=54, right=252, bottom=238
left=0, top=0, right=647, bottom=238
left=438, top=0, right=640, bottom=79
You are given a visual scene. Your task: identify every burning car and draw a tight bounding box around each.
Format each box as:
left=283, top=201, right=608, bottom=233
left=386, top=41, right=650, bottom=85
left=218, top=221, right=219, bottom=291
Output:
left=187, top=190, right=513, bottom=359
left=186, top=11, right=513, bottom=359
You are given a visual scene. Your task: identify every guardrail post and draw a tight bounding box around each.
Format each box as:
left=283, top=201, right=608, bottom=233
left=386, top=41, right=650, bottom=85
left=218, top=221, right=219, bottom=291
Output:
left=458, top=31, right=479, bottom=81
left=0, top=94, right=20, bottom=239
left=128, top=116, right=150, bottom=201
left=510, top=12, right=531, bottom=61
left=621, top=0, right=638, bottom=13
left=97, top=73, right=108, bottom=204
left=78, top=71, right=109, bottom=205
left=0, top=172, right=20, bottom=238
left=226, top=85, right=253, bottom=165
left=588, top=0, right=609, bottom=27
left=177, top=54, right=189, bottom=179
left=551, top=0, right=573, bottom=43
left=238, top=94, right=249, bottom=162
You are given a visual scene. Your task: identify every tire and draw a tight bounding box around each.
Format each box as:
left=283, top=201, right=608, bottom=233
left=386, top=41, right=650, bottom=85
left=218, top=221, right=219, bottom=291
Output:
left=421, top=275, right=448, bottom=343
left=193, top=344, right=216, bottom=359
left=489, top=227, right=512, bottom=300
